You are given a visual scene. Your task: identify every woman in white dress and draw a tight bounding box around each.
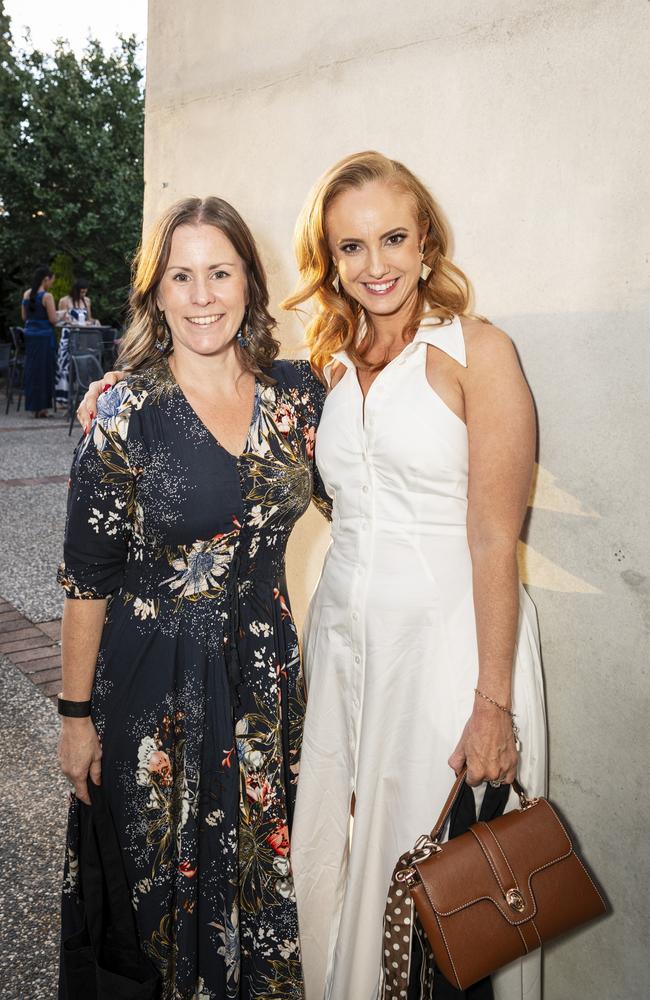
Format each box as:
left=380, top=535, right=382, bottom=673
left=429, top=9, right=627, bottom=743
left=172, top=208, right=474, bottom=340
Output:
left=78, top=151, right=547, bottom=1000
left=283, top=151, right=547, bottom=1000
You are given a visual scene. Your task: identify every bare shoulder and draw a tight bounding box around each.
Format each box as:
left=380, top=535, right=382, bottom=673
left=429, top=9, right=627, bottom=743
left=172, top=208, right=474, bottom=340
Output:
left=330, top=360, right=347, bottom=388
left=459, top=317, right=521, bottom=375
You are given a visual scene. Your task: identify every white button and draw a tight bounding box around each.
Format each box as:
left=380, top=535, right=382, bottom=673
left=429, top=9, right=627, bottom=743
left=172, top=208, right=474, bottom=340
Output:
left=352, top=611, right=359, bottom=621
left=354, top=655, right=361, bottom=664
left=362, top=485, right=369, bottom=494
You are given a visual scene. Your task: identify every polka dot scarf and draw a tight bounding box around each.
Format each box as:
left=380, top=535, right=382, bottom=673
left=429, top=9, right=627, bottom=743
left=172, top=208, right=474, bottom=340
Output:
left=380, top=852, right=435, bottom=998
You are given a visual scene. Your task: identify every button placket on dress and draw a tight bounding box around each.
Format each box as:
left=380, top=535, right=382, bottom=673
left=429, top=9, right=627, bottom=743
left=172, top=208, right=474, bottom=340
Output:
left=348, top=386, right=377, bottom=786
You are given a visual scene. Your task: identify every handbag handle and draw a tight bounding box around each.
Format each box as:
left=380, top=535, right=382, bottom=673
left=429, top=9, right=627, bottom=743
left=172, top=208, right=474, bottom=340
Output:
left=429, top=768, right=530, bottom=843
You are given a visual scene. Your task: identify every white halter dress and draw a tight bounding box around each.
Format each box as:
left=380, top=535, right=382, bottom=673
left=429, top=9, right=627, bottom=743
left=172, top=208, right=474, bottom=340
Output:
left=291, top=315, right=547, bottom=1000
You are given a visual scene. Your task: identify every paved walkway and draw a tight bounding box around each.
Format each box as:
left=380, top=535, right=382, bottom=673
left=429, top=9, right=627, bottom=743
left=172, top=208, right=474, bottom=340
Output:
left=0, top=404, right=78, bottom=999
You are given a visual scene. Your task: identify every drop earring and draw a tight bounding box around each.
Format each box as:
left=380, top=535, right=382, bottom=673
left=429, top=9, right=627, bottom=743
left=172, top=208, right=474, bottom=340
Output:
left=236, top=312, right=250, bottom=348
left=419, top=250, right=432, bottom=282
left=156, top=309, right=172, bottom=352
left=332, top=272, right=340, bottom=294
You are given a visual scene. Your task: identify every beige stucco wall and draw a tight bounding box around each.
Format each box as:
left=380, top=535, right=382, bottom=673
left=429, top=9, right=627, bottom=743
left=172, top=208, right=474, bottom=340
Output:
left=144, top=2, right=650, bottom=996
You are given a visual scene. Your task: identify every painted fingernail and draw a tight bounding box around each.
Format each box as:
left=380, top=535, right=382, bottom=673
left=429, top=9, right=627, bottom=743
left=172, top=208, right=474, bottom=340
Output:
left=83, top=427, right=88, bottom=437
left=89, top=412, right=95, bottom=420
left=102, top=383, right=111, bottom=393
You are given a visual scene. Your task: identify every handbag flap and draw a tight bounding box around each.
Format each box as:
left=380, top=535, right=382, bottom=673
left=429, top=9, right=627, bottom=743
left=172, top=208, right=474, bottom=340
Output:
left=415, top=799, right=573, bottom=923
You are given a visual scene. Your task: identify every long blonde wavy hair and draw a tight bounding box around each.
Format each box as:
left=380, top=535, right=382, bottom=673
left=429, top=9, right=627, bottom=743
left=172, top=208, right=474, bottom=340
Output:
left=118, top=196, right=280, bottom=381
left=282, top=151, right=475, bottom=377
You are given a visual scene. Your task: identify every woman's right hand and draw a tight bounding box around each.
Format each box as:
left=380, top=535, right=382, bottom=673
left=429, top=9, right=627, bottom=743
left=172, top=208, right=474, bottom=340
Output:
left=77, top=371, right=125, bottom=432
left=58, top=717, right=103, bottom=805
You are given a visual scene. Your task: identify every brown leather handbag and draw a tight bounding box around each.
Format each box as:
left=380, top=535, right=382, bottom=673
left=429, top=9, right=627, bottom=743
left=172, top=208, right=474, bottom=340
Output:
left=381, top=769, right=607, bottom=995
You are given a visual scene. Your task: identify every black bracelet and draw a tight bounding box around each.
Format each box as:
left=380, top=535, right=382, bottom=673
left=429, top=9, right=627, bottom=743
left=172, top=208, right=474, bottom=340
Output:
left=57, top=694, right=92, bottom=718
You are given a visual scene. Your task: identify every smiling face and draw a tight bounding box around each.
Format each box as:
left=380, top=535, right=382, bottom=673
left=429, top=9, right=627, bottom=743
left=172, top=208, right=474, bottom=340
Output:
left=326, top=180, right=426, bottom=323
left=156, top=223, right=248, bottom=357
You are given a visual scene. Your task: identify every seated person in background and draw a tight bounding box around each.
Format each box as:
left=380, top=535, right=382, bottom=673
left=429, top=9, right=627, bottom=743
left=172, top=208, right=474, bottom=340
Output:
left=58, top=278, right=99, bottom=325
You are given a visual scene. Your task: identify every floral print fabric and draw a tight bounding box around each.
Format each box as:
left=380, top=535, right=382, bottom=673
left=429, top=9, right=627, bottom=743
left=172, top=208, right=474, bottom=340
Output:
left=58, top=357, right=331, bottom=1000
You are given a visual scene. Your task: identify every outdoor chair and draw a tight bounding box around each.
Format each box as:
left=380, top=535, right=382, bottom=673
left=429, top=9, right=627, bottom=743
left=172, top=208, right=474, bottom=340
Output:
left=5, top=326, right=26, bottom=413
left=68, top=352, right=105, bottom=435
left=68, top=328, right=104, bottom=361
left=0, top=342, right=11, bottom=403
left=99, top=326, right=119, bottom=370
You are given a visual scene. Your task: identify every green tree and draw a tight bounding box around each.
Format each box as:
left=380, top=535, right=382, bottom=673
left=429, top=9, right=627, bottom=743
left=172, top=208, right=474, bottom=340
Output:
left=51, top=252, right=75, bottom=305
left=0, top=3, right=144, bottom=333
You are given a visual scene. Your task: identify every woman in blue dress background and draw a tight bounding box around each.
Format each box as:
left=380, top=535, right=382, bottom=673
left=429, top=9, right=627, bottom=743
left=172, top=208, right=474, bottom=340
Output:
left=20, top=264, right=59, bottom=417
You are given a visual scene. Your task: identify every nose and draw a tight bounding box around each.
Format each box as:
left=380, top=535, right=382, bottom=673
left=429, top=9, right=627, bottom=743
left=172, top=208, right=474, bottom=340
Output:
left=366, top=246, right=390, bottom=279
left=192, top=277, right=215, bottom=306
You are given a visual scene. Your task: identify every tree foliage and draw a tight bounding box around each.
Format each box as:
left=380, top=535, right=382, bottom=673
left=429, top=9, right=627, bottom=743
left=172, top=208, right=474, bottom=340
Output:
left=0, top=2, right=144, bottom=332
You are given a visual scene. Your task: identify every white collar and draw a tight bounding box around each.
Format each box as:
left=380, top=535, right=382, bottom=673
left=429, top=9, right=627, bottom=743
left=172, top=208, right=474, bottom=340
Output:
left=324, top=313, right=467, bottom=383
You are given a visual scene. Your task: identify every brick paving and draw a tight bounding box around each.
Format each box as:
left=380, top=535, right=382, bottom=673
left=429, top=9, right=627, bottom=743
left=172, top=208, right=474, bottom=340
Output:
left=0, top=596, right=61, bottom=699
left=0, top=405, right=74, bottom=998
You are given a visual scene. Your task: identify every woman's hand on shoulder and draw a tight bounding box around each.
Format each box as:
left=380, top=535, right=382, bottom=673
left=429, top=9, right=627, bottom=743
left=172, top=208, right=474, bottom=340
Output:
left=77, top=371, right=126, bottom=433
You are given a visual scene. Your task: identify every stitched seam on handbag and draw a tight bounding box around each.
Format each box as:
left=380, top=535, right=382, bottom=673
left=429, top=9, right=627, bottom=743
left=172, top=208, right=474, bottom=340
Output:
left=516, top=924, right=530, bottom=954
left=573, top=852, right=607, bottom=910
left=530, top=918, right=542, bottom=947
left=434, top=910, right=463, bottom=990
left=481, top=823, right=518, bottom=888
left=420, top=879, right=534, bottom=925
left=518, top=801, right=574, bottom=899
left=526, top=845, right=574, bottom=900
left=540, top=800, right=573, bottom=854
left=469, top=827, right=507, bottom=895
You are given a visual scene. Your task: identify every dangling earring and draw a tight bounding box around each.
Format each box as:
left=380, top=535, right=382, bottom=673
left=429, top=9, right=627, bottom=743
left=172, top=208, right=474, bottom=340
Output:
left=331, top=260, right=340, bottom=294
left=236, top=312, right=250, bottom=349
left=156, top=309, right=172, bottom=352
left=419, top=250, right=432, bottom=282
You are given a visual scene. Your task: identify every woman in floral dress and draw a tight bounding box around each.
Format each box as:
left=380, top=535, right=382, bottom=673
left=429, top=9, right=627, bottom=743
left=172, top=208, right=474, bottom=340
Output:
left=57, top=197, right=330, bottom=1000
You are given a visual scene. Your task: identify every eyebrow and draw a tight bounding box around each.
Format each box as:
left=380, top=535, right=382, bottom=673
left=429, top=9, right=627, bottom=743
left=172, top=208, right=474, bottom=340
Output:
left=336, top=226, right=410, bottom=245
left=165, top=262, right=235, bottom=271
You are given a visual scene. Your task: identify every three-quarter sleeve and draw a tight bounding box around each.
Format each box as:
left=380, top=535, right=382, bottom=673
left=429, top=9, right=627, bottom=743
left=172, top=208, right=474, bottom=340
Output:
left=58, top=385, right=139, bottom=599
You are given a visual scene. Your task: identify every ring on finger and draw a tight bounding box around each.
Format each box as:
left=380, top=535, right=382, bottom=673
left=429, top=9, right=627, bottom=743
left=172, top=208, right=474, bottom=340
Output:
left=489, top=777, right=506, bottom=788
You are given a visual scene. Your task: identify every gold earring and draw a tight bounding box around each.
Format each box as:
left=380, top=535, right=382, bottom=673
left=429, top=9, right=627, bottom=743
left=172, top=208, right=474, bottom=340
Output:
left=419, top=250, right=432, bottom=281
left=332, top=268, right=340, bottom=293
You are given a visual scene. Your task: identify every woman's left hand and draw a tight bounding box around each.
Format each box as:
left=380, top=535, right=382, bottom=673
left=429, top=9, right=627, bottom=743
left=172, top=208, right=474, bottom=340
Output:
left=448, top=699, right=518, bottom=787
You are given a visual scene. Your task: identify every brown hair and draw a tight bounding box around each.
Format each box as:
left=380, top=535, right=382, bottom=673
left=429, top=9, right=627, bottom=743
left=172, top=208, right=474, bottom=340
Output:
left=118, top=196, right=280, bottom=381
left=282, top=151, right=475, bottom=377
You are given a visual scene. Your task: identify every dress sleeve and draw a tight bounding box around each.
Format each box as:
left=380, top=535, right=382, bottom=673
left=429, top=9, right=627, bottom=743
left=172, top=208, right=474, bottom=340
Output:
left=287, top=360, right=333, bottom=522
left=57, top=383, right=140, bottom=599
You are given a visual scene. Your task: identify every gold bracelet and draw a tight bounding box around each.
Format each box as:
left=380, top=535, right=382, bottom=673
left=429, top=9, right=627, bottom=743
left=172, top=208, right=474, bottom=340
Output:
left=475, top=688, right=521, bottom=750
left=474, top=687, right=513, bottom=715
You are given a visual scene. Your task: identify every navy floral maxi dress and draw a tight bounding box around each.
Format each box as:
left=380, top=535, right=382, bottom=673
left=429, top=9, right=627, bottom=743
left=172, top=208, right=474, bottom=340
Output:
left=58, top=358, right=331, bottom=1000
